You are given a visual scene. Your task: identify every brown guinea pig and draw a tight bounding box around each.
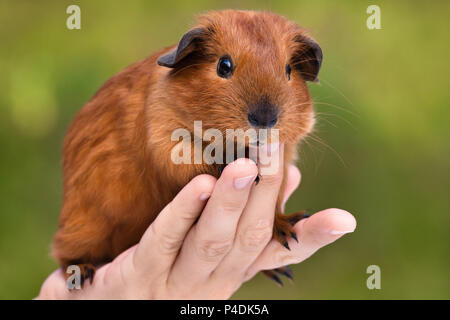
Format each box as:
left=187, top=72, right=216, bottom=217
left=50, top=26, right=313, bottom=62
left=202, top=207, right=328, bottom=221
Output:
left=52, top=9, right=322, bottom=286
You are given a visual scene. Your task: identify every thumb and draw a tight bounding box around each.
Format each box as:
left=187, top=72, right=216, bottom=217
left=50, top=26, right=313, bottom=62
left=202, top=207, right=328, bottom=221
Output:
left=296, top=208, right=357, bottom=253
left=246, top=209, right=356, bottom=278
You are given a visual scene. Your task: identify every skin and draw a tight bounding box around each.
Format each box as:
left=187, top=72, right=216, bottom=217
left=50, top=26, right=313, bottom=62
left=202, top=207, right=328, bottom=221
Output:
left=38, top=148, right=356, bottom=299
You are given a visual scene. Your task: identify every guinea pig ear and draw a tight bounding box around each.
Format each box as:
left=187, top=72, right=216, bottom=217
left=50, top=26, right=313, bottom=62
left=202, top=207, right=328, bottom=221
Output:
left=291, top=35, right=323, bottom=82
left=157, top=28, right=206, bottom=68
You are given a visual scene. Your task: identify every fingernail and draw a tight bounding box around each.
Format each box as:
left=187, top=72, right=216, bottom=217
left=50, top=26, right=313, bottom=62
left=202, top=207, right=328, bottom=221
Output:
left=259, top=142, right=280, bottom=156
left=267, top=142, right=280, bottom=153
left=199, top=193, right=211, bottom=201
left=234, top=175, right=256, bottom=190
left=330, top=229, right=354, bottom=235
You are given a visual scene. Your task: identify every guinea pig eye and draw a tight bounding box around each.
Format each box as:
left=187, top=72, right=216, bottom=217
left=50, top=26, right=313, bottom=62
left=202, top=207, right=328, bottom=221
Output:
left=217, top=56, right=234, bottom=78
left=285, top=64, right=292, bottom=80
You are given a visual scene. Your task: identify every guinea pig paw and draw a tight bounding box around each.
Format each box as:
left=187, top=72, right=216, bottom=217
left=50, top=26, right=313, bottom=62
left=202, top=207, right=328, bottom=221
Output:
left=285, top=210, right=310, bottom=227
left=273, top=210, right=310, bottom=250
left=78, top=263, right=96, bottom=287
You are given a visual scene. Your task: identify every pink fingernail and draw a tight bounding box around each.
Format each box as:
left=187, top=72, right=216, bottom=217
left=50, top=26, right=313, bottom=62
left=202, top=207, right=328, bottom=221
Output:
left=330, top=230, right=354, bottom=235
left=234, top=175, right=256, bottom=190
left=199, top=193, right=211, bottom=201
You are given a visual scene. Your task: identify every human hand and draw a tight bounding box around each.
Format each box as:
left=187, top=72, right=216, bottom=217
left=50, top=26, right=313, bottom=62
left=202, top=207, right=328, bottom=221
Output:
left=37, top=146, right=356, bottom=299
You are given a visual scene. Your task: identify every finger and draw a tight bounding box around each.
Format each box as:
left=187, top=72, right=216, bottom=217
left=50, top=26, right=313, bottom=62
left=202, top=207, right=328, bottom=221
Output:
left=36, top=269, right=71, bottom=299
left=245, top=209, right=356, bottom=280
left=282, top=164, right=301, bottom=211
left=132, top=174, right=217, bottom=278
left=170, top=158, right=258, bottom=286
left=212, top=144, right=284, bottom=282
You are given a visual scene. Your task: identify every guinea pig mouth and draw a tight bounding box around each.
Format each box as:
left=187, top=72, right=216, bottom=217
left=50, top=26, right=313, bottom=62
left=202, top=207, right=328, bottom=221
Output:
left=248, top=141, right=280, bottom=151
left=247, top=131, right=280, bottom=148
left=224, top=143, right=279, bottom=163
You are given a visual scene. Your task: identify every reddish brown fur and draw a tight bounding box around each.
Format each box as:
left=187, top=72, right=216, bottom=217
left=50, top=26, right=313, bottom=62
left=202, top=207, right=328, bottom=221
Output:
left=52, top=10, right=319, bottom=280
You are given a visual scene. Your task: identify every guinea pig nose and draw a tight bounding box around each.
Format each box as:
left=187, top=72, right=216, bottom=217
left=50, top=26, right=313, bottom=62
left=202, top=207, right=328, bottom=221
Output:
left=247, top=112, right=278, bottom=128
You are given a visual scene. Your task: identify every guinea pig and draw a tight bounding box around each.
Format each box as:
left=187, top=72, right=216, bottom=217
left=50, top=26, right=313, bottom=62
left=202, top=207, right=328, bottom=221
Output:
left=52, top=9, right=322, bottom=287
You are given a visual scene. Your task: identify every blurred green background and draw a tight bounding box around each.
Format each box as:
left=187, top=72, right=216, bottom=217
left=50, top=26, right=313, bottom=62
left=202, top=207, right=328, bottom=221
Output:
left=0, top=0, right=449, bottom=299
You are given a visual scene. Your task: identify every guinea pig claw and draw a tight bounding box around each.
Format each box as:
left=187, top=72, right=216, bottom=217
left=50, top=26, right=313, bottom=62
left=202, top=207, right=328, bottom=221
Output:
left=290, top=232, right=298, bottom=243
left=262, top=270, right=284, bottom=287
left=72, top=263, right=96, bottom=288
left=287, top=210, right=310, bottom=226
left=274, top=266, right=294, bottom=282
left=282, top=241, right=290, bottom=250
left=218, top=164, right=227, bottom=177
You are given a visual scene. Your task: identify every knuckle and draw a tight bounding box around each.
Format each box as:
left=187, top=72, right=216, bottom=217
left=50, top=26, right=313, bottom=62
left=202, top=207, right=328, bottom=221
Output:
left=151, top=224, right=183, bottom=255
left=168, top=201, right=194, bottom=225
left=196, top=238, right=233, bottom=261
left=240, top=220, right=273, bottom=251
left=219, top=199, right=245, bottom=214
left=260, top=170, right=283, bottom=187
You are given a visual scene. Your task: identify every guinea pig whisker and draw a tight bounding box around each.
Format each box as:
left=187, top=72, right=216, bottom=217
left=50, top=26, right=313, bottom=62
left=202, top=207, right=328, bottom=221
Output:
left=315, top=111, right=356, bottom=131
left=313, top=101, right=359, bottom=118
left=292, top=57, right=322, bottom=65
left=315, top=113, right=339, bottom=128
left=298, top=136, right=324, bottom=174
left=290, top=102, right=311, bottom=108
left=319, top=78, right=356, bottom=109
left=307, top=133, right=347, bottom=168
